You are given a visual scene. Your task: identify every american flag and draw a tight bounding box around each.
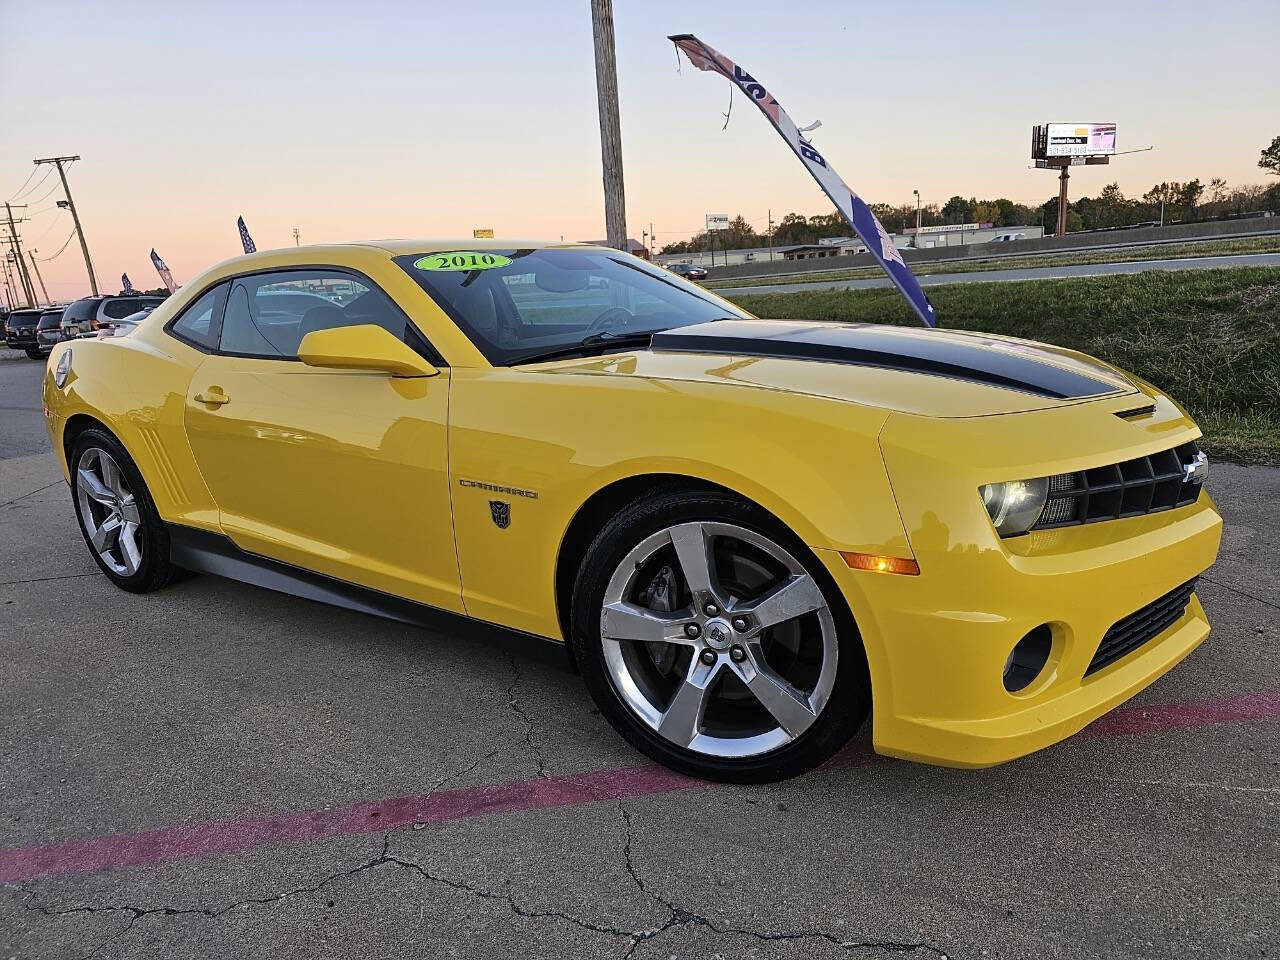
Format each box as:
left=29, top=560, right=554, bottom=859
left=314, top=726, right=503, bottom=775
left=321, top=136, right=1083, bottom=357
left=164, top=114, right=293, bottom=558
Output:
left=150, top=249, right=177, bottom=293
left=237, top=216, right=257, bottom=254
left=121, top=273, right=134, bottom=294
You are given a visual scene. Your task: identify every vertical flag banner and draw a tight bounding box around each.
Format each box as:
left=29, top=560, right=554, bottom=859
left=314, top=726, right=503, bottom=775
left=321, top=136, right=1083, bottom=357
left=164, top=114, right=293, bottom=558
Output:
left=669, top=34, right=937, bottom=328
left=121, top=273, right=134, bottom=294
left=150, top=249, right=177, bottom=293
left=237, top=216, right=257, bottom=254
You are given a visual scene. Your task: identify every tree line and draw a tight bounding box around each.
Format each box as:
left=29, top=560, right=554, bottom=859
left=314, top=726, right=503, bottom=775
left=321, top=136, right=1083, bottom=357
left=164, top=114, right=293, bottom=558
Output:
left=660, top=136, right=1280, bottom=253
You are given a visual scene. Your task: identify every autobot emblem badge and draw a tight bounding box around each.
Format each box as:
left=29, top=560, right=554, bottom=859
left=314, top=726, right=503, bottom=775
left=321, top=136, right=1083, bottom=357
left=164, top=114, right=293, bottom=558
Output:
left=489, top=500, right=511, bottom=529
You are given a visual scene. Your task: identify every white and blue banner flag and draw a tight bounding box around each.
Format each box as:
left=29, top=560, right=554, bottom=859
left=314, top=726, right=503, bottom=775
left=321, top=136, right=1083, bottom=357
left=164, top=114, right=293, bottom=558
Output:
left=150, top=249, right=177, bottom=293
left=121, top=273, right=133, bottom=294
left=237, top=216, right=257, bottom=255
left=670, top=34, right=936, bottom=328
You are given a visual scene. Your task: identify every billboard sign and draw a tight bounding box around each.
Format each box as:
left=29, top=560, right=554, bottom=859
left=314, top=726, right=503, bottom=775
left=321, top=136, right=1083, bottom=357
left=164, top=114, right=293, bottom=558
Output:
left=1044, top=123, right=1116, bottom=158
left=705, top=213, right=730, bottom=232
left=472, top=228, right=494, bottom=239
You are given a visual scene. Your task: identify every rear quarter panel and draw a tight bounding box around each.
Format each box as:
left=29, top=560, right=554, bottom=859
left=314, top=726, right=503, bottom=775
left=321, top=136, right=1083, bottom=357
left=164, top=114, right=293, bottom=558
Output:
left=44, top=336, right=220, bottom=530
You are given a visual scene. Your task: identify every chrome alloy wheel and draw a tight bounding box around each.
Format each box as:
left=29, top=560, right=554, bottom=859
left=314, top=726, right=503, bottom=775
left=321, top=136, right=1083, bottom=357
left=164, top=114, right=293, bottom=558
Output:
left=599, top=521, right=838, bottom=759
left=75, top=448, right=143, bottom=577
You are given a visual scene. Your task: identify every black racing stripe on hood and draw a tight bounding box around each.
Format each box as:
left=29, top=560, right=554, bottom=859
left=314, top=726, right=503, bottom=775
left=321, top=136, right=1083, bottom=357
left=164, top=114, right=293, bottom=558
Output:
left=650, top=321, right=1118, bottom=400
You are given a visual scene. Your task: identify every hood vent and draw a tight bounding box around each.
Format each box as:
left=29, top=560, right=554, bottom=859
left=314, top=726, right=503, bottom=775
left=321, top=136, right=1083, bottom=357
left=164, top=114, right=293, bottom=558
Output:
left=651, top=321, right=1119, bottom=400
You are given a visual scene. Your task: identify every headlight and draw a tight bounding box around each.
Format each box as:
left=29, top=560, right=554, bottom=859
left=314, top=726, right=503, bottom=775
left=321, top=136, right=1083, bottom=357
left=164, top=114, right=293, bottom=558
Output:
left=54, top=348, right=72, bottom=388
left=980, top=477, right=1049, bottom=537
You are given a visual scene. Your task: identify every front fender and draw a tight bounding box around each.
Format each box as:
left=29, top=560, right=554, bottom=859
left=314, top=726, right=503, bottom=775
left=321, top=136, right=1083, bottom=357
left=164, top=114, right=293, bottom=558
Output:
left=447, top=367, right=912, bottom=640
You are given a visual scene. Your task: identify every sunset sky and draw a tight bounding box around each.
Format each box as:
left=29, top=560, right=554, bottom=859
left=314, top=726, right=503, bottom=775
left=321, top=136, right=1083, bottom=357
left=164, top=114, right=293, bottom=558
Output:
left=2, top=0, right=1277, bottom=302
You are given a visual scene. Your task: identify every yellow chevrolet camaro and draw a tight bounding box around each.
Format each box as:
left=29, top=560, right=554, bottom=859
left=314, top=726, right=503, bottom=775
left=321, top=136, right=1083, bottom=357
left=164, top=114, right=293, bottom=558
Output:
left=42, top=241, right=1221, bottom=781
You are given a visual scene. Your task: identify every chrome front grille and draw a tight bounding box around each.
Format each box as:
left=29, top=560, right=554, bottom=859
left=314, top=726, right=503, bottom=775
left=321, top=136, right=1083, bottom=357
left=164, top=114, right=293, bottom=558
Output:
left=1033, top=441, right=1205, bottom=531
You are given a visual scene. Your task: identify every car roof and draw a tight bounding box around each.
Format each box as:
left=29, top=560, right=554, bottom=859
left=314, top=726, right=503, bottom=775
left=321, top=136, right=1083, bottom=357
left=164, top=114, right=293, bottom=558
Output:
left=219, top=239, right=599, bottom=266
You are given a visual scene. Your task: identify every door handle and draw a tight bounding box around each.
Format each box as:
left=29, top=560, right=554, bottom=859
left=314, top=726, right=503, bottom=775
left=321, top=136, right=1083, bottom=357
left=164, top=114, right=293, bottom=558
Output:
left=194, top=388, right=230, bottom=407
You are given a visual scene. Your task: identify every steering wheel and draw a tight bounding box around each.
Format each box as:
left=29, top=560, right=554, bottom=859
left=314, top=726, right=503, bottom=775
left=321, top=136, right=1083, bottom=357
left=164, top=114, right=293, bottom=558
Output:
left=584, top=307, right=634, bottom=335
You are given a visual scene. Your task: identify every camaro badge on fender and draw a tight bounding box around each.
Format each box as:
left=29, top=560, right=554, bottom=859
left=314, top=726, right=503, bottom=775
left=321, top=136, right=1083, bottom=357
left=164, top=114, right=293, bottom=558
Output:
left=489, top=500, right=511, bottom=529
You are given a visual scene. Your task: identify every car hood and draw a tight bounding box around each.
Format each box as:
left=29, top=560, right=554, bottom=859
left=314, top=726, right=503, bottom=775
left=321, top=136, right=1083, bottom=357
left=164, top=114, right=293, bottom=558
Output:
left=530, top=319, right=1144, bottom=418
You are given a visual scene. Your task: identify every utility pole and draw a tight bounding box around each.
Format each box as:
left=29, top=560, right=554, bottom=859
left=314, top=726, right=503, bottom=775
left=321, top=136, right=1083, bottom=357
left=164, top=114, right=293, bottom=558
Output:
left=649, top=221, right=654, bottom=259
left=4, top=204, right=37, bottom=306
left=1, top=255, right=16, bottom=309
left=293, top=227, right=301, bottom=246
left=912, top=189, right=922, bottom=246
left=767, top=209, right=775, bottom=261
left=27, top=250, right=50, bottom=305
left=33, top=156, right=98, bottom=295
left=4, top=239, right=32, bottom=308
left=589, top=0, right=627, bottom=251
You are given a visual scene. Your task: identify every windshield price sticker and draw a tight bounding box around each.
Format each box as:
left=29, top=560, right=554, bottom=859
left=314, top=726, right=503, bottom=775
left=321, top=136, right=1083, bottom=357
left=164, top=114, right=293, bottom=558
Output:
left=414, top=252, right=512, bottom=272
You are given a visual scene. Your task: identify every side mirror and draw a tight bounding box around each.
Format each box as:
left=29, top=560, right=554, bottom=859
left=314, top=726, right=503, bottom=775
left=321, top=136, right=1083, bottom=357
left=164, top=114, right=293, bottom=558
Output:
left=297, top=324, right=439, bottom=378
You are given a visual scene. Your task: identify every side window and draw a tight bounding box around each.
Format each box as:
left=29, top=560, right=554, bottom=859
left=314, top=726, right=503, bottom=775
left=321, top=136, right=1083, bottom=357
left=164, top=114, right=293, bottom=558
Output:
left=103, top=298, right=142, bottom=319
left=167, top=284, right=228, bottom=351
left=217, top=269, right=428, bottom=361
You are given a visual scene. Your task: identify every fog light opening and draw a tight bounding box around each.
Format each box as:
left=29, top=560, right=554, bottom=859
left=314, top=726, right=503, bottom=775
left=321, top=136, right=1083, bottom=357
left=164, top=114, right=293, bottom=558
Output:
left=1003, top=625, right=1053, bottom=693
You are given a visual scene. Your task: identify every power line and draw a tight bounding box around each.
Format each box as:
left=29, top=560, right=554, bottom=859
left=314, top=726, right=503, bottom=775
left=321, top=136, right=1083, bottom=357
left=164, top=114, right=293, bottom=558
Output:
left=6, top=167, right=40, bottom=202
left=34, top=227, right=77, bottom=261
left=9, top=165, right=54, bottom=202
left=22, top=179, right=62, bottom=208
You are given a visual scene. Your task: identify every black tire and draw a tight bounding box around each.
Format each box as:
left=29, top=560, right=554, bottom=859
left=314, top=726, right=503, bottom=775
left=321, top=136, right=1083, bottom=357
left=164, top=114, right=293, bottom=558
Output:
left=69, top=427, right=182, bottom=593
left=570, top=489, right=871, bottom=783
left=25, top=348, right=43, bottom=360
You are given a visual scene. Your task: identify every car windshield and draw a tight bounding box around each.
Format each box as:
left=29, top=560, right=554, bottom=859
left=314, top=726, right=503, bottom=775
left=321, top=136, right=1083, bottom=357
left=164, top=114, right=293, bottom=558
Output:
left=394, top=247, right=749, bottom=365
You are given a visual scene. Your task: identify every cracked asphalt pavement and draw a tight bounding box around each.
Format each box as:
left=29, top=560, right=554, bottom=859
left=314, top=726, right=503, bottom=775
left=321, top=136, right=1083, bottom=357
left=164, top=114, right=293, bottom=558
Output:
left=0, top=350, right=1276, bottom=959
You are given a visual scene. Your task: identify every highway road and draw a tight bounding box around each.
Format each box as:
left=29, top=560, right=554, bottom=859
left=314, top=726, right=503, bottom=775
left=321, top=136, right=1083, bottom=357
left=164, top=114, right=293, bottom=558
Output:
left=718, top=250, right=1280, bottom=296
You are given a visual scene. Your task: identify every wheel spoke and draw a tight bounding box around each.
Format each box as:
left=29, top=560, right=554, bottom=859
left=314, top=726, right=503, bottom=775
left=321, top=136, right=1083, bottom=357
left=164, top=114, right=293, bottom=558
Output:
left=117, top=523, right=142, bottom=575
left=91, top=515, right=122, bottom=552
left=601, top=601, right=695, bottom=646
left=668, top=522, right=718, bottom=599
left=657, top=656, right=720, bottom=748
left=734, top=646, right=819, bottom=738
left=77, top=466, right=115, bottom=507
left=99, top=453, right=124, bottom=498
left=741, top=574, right=825, bottom=630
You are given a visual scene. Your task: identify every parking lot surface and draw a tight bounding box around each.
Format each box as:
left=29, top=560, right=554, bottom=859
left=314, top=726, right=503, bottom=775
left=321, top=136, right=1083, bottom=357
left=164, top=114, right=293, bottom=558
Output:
left=0, top=349, right=1276, bottom=959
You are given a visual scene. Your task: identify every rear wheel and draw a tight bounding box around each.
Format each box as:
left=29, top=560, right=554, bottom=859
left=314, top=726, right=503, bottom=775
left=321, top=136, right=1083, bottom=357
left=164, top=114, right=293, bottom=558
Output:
left=25, top=348, right=42, bottom=360
left=571, top=490, right=870, bottom=783
left=69, top=428, right=181, bottom=593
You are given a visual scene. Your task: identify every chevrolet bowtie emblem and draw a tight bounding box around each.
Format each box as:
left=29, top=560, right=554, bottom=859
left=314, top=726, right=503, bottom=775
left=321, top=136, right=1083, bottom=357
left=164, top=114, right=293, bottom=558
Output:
left=1182, top=451, right=1209, bottom=485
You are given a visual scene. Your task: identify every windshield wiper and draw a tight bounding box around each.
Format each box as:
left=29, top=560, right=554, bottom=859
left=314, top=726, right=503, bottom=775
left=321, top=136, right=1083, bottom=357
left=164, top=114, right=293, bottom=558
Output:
left=511, top=329, right=660, bottom=365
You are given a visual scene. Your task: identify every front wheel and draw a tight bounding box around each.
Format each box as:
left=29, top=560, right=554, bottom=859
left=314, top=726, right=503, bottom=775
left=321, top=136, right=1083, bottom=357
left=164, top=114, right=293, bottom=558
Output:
left=571, top=490, right=870, bottom=783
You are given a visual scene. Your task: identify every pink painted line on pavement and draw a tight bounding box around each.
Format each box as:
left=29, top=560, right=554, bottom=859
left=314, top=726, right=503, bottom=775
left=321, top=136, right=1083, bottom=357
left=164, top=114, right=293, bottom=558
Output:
left=2, top=689, right=1276, bottom=886
left=1082, top=688, right=1280, bottom=737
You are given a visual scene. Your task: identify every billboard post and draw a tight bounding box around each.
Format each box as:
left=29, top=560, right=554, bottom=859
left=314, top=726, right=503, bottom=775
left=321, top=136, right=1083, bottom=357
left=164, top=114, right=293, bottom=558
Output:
left=705, top=213, right=729, bottom=268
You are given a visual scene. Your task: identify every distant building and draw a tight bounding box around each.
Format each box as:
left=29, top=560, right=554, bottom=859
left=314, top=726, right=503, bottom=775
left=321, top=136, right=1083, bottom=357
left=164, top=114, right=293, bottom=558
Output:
left=656, top=223, right=1046, bottom=267
left=903, top=223, right=1045, bottom=247
left=580, top=238, right=650, bottom=260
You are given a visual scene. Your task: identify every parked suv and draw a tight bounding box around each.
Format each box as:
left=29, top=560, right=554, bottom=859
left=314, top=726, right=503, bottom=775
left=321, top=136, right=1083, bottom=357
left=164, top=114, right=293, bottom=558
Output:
left=3, top=308, right=44, bottom=358
left=35, top=307, right=67, bottom=356
left=59, top=294, right=165, bottom=339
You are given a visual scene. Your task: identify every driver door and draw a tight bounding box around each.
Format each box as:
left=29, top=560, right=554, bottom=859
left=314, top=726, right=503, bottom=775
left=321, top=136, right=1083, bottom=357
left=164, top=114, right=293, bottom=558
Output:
left=181, top=268, right=461, bottom=612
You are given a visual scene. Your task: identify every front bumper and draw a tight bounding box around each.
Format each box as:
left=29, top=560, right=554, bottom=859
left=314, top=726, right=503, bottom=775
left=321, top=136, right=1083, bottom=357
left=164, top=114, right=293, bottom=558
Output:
left=822, top=389, right=1223, bottom=767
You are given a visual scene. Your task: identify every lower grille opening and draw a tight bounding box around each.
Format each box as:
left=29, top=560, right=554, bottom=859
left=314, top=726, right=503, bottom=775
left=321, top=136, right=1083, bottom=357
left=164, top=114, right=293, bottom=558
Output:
left=1086, top=579, right=1197, bottom=676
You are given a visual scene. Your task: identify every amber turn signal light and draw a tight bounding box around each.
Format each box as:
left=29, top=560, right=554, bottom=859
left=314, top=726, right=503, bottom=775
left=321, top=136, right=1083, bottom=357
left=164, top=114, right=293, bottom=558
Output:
left=840, top=552, right=920, bottom=576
